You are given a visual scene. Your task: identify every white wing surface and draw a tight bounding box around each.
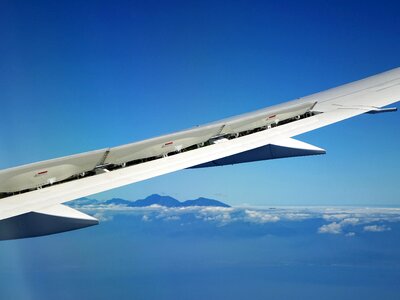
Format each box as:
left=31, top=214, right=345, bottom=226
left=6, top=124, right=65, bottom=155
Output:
left=0, top=67, right=399, bottom=239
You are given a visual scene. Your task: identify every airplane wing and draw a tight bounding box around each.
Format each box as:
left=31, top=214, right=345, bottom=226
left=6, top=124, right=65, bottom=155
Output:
left=0, top=67, right=399, bottom=240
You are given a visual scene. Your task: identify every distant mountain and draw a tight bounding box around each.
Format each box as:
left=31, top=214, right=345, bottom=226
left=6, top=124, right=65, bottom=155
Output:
left=182, top=197, right=230, bottom=208
left=131, top=194, right=183, bottom=207
left=74, top=194, right=230, bottom=208
left=104, top=198, right=133, bottom=206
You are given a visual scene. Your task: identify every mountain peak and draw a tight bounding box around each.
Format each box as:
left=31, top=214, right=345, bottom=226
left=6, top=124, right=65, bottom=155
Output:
left=182, top=197, right=230, bottom=208
left=74, top=195, right=230, bottom=208
left=132, top=194, right=182, bottom=207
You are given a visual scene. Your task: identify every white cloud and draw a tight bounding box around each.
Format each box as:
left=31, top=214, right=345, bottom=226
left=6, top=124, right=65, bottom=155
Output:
left=199, top=207, right=233, bottom=213
left=93, top=211, right=114, bottom=222
left=142, top=215, right=151, bottom=222
left=318, top=222, right=342, bottom=234
left=244, top=210, right=280, bottom=223
left=282, top=213, right=312, bottom=221
left=318, top=217, right=360, bottom=235
left=363, top=225, right=391, bottom=232
left=197, top=207, right=234, bottom=225
left=323, top=214, right=349, bottom=221
left=340, top=218, right=359, bottom=225
left=72, top=201, right=400, bottom=234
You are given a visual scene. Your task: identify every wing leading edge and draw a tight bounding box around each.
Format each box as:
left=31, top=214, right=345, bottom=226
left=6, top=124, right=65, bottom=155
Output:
left=0, top=67, right=399, bottom=240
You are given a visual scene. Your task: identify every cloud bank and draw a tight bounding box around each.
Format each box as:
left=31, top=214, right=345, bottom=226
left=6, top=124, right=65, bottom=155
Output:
left=70, top=200, right=400, bottom=235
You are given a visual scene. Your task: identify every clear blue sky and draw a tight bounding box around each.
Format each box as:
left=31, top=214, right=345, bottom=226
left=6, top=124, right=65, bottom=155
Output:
left=0, top=0, right=399, bottom=206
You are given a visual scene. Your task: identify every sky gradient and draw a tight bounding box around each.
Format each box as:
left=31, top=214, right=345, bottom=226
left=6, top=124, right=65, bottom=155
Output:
left=0, top=0, right=399, bottom=206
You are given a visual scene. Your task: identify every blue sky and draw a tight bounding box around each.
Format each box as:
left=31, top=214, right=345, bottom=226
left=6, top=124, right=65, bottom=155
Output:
left=0, top=0, right=399, bottom=206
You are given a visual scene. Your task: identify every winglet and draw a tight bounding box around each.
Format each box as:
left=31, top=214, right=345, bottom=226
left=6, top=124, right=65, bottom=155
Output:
left=0, top=204, right=98, bottom=240
left=191, top=138, right=325, bottom=168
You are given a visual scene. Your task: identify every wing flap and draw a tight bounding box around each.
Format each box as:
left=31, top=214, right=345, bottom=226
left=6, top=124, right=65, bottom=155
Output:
left=0, top=149, right=107, bottom=193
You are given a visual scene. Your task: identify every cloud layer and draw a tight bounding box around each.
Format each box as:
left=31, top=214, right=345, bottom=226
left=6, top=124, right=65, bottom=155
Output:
left=70, top=200, right=400, bottom=235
